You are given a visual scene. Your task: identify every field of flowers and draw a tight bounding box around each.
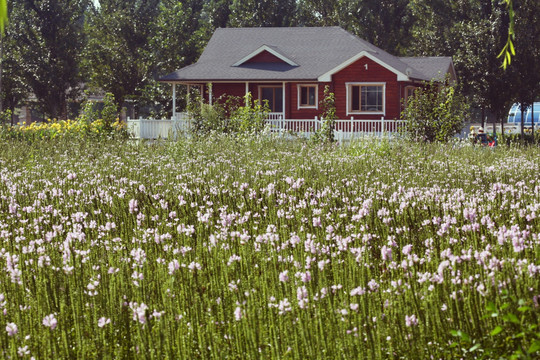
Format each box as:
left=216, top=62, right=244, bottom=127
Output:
left=0, top=136, right=538, bottom=359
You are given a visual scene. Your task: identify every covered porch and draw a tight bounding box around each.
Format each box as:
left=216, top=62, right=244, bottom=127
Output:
left=169, top=81, right=289, bottom=122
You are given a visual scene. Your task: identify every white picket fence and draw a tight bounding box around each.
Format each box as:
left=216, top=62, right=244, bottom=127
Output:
left=127, top=113, right=192, bottom=140
left=127, top=113, right=406, bottom=142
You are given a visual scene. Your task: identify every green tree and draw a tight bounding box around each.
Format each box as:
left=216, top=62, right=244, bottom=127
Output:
left=228, top=0, right=299, bottom=27
left=296, top=0, right=346, bottom=27
left=83, top=0, right=160, bottom=109
left=409, top=0, right=514, bottom=130
left=11, top=0, right=89, bottom=119
left=0, top=21, right=29, bottom=123
left=345, top=0, right=414, bottom=56
left=202, top=0, right=233, bottom=29
left=297, top=0, right=412, bottom=55
left=0, top=0, right=6, bottom=34
left=141, top=0, right=207, bottom=117
left=498, top=0, right=515, bottom=69
left=506, top=0, right=540, bottom=138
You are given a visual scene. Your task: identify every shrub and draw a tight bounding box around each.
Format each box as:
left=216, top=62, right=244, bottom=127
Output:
left=188, top=92, right=269, bottom=136
left=449, top=291, right=540, bottom=359
left=101, top=93, right=118, bottom=130
left=401, top=78, right=469, bottom=142
left=229, top=93, right=269, bottom=134
left=0, top=117, right=128, bottom=142
left=314, top=85, right=337, bottom=143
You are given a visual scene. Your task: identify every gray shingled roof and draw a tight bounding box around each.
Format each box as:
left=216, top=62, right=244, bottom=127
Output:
left=159, top=27, right=452, bottom=82
left=400, top=57, right=454, bottom=81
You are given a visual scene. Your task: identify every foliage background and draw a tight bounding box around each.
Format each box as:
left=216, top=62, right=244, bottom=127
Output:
left=0, top=0, right=538, bottom=122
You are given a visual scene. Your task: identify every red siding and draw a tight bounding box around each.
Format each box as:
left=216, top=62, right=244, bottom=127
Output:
left=193, top=56, right=408, bottom=121
left=211, top=83, right=245, bottom=103
left=245, top=51, right=285, bottom=64
left=289, top=82, right=330, bottom=120
left=332, top=57, right=401, bottom=120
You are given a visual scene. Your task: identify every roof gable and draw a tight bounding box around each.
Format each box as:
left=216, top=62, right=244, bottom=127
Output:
left=318, top=51, right=410, bottom=82
left=232, top=45, right=298, bottom=67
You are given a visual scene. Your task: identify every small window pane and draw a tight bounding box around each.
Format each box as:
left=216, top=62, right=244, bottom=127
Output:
left=300, top=86, right=316, bottom=107
left=262, top=87, right=274, bottom=110
left=300, top=87, right=308, bottom=105
left=308, top=87, right=316, bottom=106
left=352, top=86, right=360, bottom=111
left=275, top=88, right=283, bottom=112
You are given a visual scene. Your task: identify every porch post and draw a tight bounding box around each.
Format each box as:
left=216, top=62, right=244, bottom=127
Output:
left=209, top=83, right=213, bottom=106
left=282, top=81, right=286, bottom=119
left=245, top=82, right=249, bottom=106
left=187, top=84, right=191, bottom=105
left=172, top=83, right=176, bottom=119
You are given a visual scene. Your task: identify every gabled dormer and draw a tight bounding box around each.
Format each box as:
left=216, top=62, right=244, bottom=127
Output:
left=232, top=45, right=298, bottom=67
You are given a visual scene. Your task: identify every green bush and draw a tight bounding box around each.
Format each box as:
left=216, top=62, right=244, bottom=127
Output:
left=101, top=93, right=118, bottom=130
left=401, top=78, right=469, bottom=142
left=449, top=291, right=540, bottom=359
left=229, top=93, right=269, bottom=134
left=188, top=92, right=269, bottom=136
left=314, top=85, right=337, bottom=144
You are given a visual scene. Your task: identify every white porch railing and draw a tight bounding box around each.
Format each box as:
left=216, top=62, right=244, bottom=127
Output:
left=127, top=112, right=192, bottom=139
left=127, top=113, right=405, bottom=141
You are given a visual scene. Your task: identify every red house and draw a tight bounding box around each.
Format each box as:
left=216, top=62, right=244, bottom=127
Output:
left=160, top=27, right=456, bottom=122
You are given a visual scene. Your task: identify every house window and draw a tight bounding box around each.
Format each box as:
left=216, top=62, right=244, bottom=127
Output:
left=404, top=86, right=417, bottom=106
left=298, top=85, right=317, bottom=109
left=347, top=83, right=385, bottom=114
left=260, top=86, right=283, bottom=113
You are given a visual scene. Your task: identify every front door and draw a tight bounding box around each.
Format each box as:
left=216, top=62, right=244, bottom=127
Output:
left=260, top=86, right=283, bottom=113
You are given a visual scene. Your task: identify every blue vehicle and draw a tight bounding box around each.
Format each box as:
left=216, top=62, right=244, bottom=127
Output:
left=507, top=103, right=540, bottom=125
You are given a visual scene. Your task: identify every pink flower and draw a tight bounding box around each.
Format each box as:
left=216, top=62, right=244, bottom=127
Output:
left=43, top=314, right=57, bottom=330
left=405, top=314, right=418, bottom=327
left=402, top=244, right=413, bottom=255
left=6, top=322, right=17, bottom=336
left=234, top=306, right=243, bottom=321
left=98, top=317, right=111, bottom=328
left=381, top=245, right=392, bottom=261
left=128, top=199, right=138, bottom=214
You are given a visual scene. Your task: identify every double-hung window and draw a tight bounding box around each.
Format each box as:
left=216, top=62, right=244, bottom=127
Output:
left=298, top=85, right=317, bottom=109
left=347, top=83, right=385, bottom=115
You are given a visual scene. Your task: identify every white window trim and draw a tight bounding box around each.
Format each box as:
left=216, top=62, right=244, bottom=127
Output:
left=297, top=84, right=318, bottom=110
left=346, top=82, right=386, bottom=116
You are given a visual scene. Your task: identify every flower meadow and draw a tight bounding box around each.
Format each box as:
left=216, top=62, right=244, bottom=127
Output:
left=0, top=136, right=539, bottom=359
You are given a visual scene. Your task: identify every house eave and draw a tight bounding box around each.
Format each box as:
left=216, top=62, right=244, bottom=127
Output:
left=158, top=78, right=321, bottom=84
